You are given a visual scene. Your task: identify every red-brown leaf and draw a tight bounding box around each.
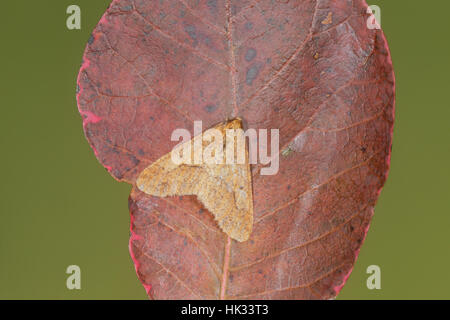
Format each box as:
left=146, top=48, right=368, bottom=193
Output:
left=77, top=0, right=395, bottom=299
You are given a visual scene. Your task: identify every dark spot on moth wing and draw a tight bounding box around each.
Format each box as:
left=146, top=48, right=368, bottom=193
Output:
left=245, top=22, right=254, bottom=30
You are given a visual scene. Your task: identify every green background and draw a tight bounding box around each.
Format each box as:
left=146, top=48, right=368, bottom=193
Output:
left=0, top=0, right=449, bottom=299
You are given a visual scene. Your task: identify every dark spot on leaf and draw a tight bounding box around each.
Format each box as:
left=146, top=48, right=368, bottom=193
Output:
left=207, top=0, right=217, bottom=11
left=131, top=155, right=140, bottom=166
left=128, top=197, right=135, bottom=210
left=246, top=63, right=262, bottom=85
left=113, top=169, right=123, bottom=180
left=231, top=5, right=237, bottom=15
left=85, top=128, right=93, bottom=138
left=205, top=104, right=217, bottom=113
left=88, top=34, right=94, bottom=45
left=245, top=48, right=257, bottom=62
left=184, top=24, right=197, bottom=40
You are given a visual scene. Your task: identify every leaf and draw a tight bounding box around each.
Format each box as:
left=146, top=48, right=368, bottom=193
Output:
left=76, top=0, right=395, bottom=300
left=136, top=118, right=253, bottom=242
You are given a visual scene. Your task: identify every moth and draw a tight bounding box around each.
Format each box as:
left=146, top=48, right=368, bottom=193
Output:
left=136, top=119, right=253, bottom=242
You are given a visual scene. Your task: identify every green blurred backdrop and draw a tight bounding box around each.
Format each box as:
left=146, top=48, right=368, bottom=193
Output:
left=0, top=0, right=449, bottom=299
